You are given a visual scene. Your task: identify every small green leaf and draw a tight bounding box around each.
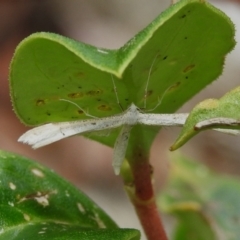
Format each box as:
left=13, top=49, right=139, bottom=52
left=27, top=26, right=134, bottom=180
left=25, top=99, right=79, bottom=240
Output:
left=10, top=0, right=235, bottom=155
left=0, top=150, right=140, bottom=240
left=158, top=155, right=240, bottom=240
left=171, top=86, right=240, bottom=150
left=1, top=225, right=140, bottom=240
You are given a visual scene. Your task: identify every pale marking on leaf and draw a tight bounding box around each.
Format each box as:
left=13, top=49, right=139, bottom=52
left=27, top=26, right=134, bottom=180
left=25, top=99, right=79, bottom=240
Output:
left=65, top=190, right=70, bottom=197
left=97, top=49, right=108, bottom=54
left=0, top=229, right=3, bottom=235
left=23, top=213, right=31, bottom=221
left=77, top=202, right=86, bottom=214
left=38, top=231, right=45, bottom=234
left=17, top=190, right=57, bottom=207
left=35, top=195, right=49, bottom=207
left=9, top=182, right=16, bottom=190
left=8, top=201, right=14, bottom=207
left=91, top=212, right=106, bottom=228
left=31, top=168, right=45, bottom=177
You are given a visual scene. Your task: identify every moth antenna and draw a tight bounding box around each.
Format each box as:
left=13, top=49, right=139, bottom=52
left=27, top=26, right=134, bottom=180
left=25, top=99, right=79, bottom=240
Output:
left=146, top=84, right=175, bottom=112
left=111, top=74, right=123, bottom=111
left=59, top=98, right=98, bottom=119
left=144, top=53, right=159, bottom=109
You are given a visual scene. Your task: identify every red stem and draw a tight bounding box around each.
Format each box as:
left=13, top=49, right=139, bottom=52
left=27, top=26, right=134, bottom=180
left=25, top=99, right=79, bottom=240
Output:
left=129, top=160, right=168, bottom=240
left=121, top=125, right=168, bottom=240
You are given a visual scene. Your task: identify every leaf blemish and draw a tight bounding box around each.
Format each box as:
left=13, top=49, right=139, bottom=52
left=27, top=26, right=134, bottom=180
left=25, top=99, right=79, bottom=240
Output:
left=9, top=182, right=16, bottom=190
left=8, top=201, right=14, bottom=207
left=23, top=213, right=31, bottom=221
left=180, top=14, right=186, bottom=18
left=74, top=72, right=85, bottom=78
left=77, top=110, right=84, bottom=115
left=68, top=92, right=84, bottom=98
left=168, top=82, right=181, bottom=91
left=98, top=104, right=112, bottom=111
left=36, top=99, right=45, bottom=106
left=77, top=202, right=86, bottom=213
left=163, top=56, right=168, bottom=60
left=90, top=212, right=106, bottom=228
left=183, top=64, right=195, bottom=73
left=18, top=190, right=57, bottom=207
left=65, top=190, right=70, bottom=197
left=144, top=90, right=153, bottom=99
left=97, top=48, right=108, bottom=54
left=34, top=195, right=49, bottom=207
left=87, top=89, right=103, bottom=96
left=31, top=168, right=45, bottom=178
left=148, top=90, right=153, bottom=96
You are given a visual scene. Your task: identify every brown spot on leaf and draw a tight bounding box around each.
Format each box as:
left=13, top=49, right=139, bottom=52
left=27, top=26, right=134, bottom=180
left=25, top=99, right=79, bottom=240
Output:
left=86, top=89, right=103, bottom=96
left=68, top=92, right=84, bottom=98
left=168, top=82, right=181, bottom=91
left=74, top=72, right=85, bottom=78
left=98, top=104, right=112, bottom=111
left=77, top=110, right=84, bottom=114
left=145, top=90, right=153, bottom=98
left=36, top=99, right=45, bottom=106
left=183, top=64, right=195, bottom=73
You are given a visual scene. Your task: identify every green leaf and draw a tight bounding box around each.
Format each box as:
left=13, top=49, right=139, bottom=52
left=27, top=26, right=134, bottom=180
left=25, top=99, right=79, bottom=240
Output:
left=158, top=155, right=240, bottom=240
left=171, top=86, right=240, bottom=150
left=10, top=0, right=235, bottom=154
left=0, top=150, right=140, bottom=240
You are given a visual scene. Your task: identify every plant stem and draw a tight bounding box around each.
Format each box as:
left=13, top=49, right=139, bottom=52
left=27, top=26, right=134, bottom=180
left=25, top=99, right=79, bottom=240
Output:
left=123, top=145, right=168, bottom=240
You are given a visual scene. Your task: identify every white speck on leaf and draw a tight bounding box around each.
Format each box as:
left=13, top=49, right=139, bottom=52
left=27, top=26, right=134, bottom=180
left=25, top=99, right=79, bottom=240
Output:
left=9, top=182, right=16, bottom=190
left=91, top=212, right=106, bottom=228
left=17, top=190, right=57, bottom=207
left=35, top=194, right=49, bottom=207
left=65, top=190, right=70, bottom=197
left=31, top=168, right=44, bottom=177
left=97, top=49, right=108, bottom=54
left=77, top=202, right=86, bottom=213
left=8, top=201, right=14, bottom=207
left=23, top=214, right=30, bottom=221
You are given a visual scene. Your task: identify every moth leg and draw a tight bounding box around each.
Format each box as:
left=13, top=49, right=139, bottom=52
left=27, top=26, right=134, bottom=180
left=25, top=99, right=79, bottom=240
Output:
left=112, top=125, right=132, bottom=175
